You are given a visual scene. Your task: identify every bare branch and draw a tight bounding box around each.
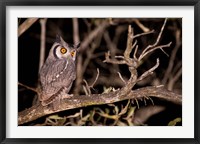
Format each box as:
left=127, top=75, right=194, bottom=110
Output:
left=18, top=18, right=38, bottom=37
left=133, top=45, right=138, bottom=60
left=133, top=105, right=165, bottom=125
left=168, top=67, right=182, bottom=91
left=132, top=30, right=154, bottom=39
left=74, top=33, right=103, bottom=95
left=89, top=68, right=100, bottom=88
left=152, top=18, right=167, bottom=47
left=39, top=18, right=47, bottom=70
left=103, top=51, right=127, bottom=65
left=72, top=18, right=80, bottom=44
left=18, top=82, right=38, bottom=94
left=138, top=18, right=169, bottom=61
left=134, top=19, right=150, bottom=32
left=137, top=58, right=160, bottom=82
left=83, top=79, right=91, bottom=95
left=117, top=72, right=126, bottom=84
left=74, top=55, right=83, bottom=95
left=79, top=20, right=109, bottom=52
left=18, top=86, right=182, bottom=125
left=83, top=68, right=100, bottom=95
left=162, top=29, right=181, bottom=84
left=72, top=18, right=82, bottom=95
left=138, top=42, right=172, bottom=61
left=124, top=25, right=134, bottom=60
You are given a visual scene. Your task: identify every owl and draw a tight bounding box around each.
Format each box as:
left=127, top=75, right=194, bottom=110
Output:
left=39, top=35, right=79, bottom=108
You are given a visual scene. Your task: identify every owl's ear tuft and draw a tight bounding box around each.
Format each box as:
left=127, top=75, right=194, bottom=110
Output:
left=56, top=34, right=67, bottom=46
left=74, top=43, right=80, bottom=49
left=56, top=34, right=61, bottom=43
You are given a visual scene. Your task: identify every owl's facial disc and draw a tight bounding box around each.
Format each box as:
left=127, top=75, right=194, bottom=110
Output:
left=52, top=36, right=77, bottom=60
left=57, top=46, right=76, bottom=60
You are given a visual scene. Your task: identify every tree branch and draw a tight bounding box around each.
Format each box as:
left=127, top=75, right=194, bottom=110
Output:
left=39, top=18, right=47, bottom=70
left=79, top=20, right=109, bottom=52
left=18, top=18, right=38, bottom=37
left=18, top=86, right=181, bottom=125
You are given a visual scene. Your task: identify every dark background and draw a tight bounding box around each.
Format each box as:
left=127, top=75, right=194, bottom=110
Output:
left=18, top=18, right=182, bottom=126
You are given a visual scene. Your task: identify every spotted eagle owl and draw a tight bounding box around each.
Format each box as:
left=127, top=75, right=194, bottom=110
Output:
left=39, top=35, right=79, bottom=108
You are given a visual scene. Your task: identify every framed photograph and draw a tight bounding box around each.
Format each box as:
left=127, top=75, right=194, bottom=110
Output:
left=0, top=0, right=199, bottom=143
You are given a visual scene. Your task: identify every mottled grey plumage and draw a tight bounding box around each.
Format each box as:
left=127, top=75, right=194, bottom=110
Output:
left=39, top=35, right=79, bottom=107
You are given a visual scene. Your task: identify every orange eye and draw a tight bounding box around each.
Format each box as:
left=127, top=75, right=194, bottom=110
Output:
left=71, top=51, right=75, bottom=57
left=60, top=47, right=67, bottom=54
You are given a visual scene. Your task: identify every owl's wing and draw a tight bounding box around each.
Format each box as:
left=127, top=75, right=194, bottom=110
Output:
left=40, top=59, right=67, bottom=86
left=39, top=58, right=76, bottom=101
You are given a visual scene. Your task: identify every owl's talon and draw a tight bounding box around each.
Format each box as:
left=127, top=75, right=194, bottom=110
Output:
left=61, top=94, right=73, bottom=99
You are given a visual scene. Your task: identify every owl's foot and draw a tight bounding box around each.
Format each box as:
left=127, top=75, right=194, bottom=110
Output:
left=51, top=96, right=61, bottom=111
left=48, top=94, right=74, bottom=111
left=61, top=94, right=73, bottom=99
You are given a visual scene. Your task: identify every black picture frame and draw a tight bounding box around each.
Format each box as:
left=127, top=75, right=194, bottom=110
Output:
left=0, top=0, right=199, bottom=143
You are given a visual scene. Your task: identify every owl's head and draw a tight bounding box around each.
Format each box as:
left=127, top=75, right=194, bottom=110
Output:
left=50, top=35, right=80, bottom=61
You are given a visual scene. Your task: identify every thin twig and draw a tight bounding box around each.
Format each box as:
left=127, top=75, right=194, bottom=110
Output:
left=133, top=45, right=138, bottom=60
left=137, top=58, right=160, bottom=82
left=89, top=68, right=100, bottom=88
left=168, top=67, right=182, bottom=91
left=148, top=96, right=155, bottom=106
left=134, top=19, right=150, bottom=32
left=83, top=79, right=90, bottom=95
left=103, top=51, right=127, bottom=65
left=18, top=82, right=38, bottom=94
left=83, top=68, right=100, bottom=95
left=152, top=18, right=168, bottom=47
left=162, top=29, right=181, bottom=84
left=138, top=18, right=168, bottom=61
left=138, top=42, right=172, bottom=61
left=117, top=72, right=126, bottom=84
left=135, top=98, right=140, bottom=109
left=132, top=30, right=154, bottom=39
